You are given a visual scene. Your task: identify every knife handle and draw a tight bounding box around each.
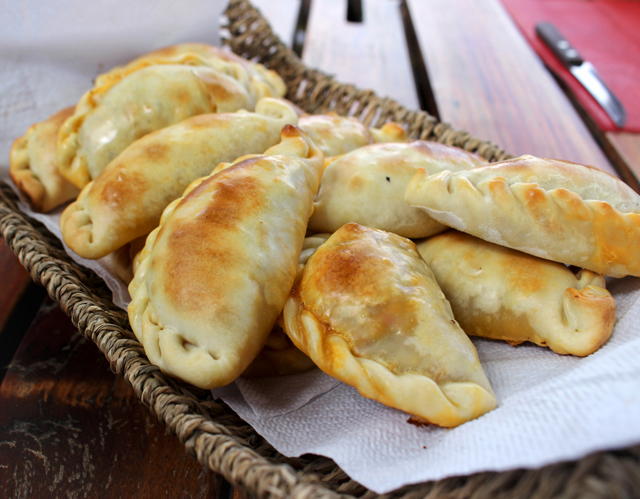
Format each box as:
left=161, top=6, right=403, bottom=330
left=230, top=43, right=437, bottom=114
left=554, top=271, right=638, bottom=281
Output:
left=535, top=22, right=583, bottom=67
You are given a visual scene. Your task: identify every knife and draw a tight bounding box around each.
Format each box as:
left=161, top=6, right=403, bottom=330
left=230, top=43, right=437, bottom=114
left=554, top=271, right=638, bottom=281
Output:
left=535, top=22, right=626, bottom=128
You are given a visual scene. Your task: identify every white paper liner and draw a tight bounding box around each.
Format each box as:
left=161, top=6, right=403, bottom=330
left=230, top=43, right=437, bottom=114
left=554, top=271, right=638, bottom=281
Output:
left=215, top=276, right=640, bottom=493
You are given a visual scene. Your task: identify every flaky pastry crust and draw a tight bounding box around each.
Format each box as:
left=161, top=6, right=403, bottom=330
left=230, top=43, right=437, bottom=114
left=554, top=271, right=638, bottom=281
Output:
left=298, top=113, right=407, bottom=158
left=60, top=98, right=299, bottom=260
left=308, top=141, right=486, bottom=238
left=127, top=125, right=324, bottom=389
left=57, top=44, right=286, bottom=188
left=405, top=155, right=640, bottom=277
left=416, top=231, right=616, bottom=356
left=283, top=223, right=496, bottom=427
left=9, top=107, right=79, bottom=212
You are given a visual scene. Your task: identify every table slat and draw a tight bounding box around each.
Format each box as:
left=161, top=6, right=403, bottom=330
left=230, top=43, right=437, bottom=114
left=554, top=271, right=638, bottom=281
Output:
left=251, top=0, right=301, bottom=48
left=406, top=0, right=616, bottom=174
left=302, top=0, right=420, bottom=111
left=0, top=299, right=221, bottom=498
left=606, top=132, right=640, bottom=183
left=0, top=239, right=31, bottom=334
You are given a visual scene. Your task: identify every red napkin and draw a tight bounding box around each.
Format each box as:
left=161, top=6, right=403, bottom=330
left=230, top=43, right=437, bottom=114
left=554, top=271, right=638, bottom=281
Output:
left=500, top=0, right=640, bottom=133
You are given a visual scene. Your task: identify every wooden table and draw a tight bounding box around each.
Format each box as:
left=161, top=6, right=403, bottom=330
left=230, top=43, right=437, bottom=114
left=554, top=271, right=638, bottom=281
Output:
left=1, top=0, right=639, bottom=497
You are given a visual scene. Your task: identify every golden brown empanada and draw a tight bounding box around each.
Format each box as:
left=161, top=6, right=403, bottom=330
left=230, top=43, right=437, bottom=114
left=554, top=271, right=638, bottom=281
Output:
left=416, top=231, right=616, bottom=356
left=58, top=48, right=286, bottom=188
left=283, top=223, right=496, bottom=427
left=405, top=155, right=640, bottom=277
left=127, top=125, right=324, bottom=389
left=9, top=107, right=79, bottom=212
left=298, top=113, right=407, bottom=159
left=241, top=233, right=331, bottom=379
left=110, top=235, right=148, bottom=284
left=93, top=43, right=286, bottom=101
left=241, top=323, right=315, bottom=378
left=308, top=141, right=486, bottom=238
left=60, top=98, right=299, bottom=260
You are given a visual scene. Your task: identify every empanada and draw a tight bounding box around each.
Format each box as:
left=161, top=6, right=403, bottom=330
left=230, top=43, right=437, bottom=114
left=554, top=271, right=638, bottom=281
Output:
left=111, top=235, right=148, bottom=284
left=9, top=107, right=79, bottom=212
left=308, top=141, right=486, bottom=238
left=241, top=323, right=315, bottom=378
left=241, top=233, right=331, bottom=379
left=405, top=155, right=640, bottom=277
left=416, top=231, right=615, bottom=356
left=127, top=125, right=324, bottom=389
left=298, top=113, right=406, bottom=158
left=93, top=43, right=286, bottom=101
left=60, top=98, right=299, bottom=260
left=283, top=223, right=496, bottom=427
left=58, top=49, right=285, bottom=188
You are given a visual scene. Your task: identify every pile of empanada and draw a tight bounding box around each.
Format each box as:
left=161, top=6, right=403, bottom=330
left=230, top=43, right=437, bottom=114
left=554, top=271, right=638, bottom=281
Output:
left=10, top=44, right=640, bottom=428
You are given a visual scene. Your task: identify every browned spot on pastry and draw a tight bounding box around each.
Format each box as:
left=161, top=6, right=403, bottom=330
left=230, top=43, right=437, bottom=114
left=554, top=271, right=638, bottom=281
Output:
left=141, top=141, right=170, bottom=162
left=504, top=253, right=545, bottom=295
left=99, top=169, right=149, bottom=208
left=456, top=304, right=541, bottom=347
left=198, top=73, right=237, bottom=104
left=187, top=113, right=234, bottom=130
left=154, top=166, right=266, bottom=312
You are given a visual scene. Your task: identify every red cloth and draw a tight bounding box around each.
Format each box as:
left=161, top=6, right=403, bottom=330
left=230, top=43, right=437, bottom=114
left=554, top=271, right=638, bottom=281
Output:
left=500, top=0, right=640, bottom=132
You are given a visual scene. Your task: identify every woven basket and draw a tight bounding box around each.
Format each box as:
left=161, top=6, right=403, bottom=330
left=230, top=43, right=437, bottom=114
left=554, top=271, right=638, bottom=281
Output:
left=1, top=0, right=639, bottom=497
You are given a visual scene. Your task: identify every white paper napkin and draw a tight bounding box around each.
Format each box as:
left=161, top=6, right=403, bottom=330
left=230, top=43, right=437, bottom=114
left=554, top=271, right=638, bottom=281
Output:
left=216, top=276, right=640, bottom=493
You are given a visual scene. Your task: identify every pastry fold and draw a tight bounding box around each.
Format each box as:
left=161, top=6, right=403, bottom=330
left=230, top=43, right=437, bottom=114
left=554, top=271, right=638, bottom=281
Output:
left=127, top=125, right=324, bottom=389
left=298, top=113, right=406, bottom=158
left=283, top=223, right=496, bottom=427
left=93, top=43, right=285, bottom=100
left=308, top=141, right=486, bottom=238
left=405, top=155, right=640, bottom=277
left=416, top=231, right=616, bottom=356
left=60, top=98, right=299, bottom=260
left=58, top=46, right=286, bottom=188
left=9, top=107, right=79, bottom=212
left=241, top=233, right=332, bottom=378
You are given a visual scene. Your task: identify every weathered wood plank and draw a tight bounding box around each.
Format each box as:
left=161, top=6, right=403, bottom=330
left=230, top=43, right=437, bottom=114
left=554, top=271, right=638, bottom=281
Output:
left=0, top=238, right=31, bottom=334
left=251, top=0, right=301, bottom=47
left=0, top=299, right=221, bottom=498
left=406, top=0, right=616, bottom=174
left=606, top=132, right=640, bottom=183
left=302, top=0, right=420, bottom=111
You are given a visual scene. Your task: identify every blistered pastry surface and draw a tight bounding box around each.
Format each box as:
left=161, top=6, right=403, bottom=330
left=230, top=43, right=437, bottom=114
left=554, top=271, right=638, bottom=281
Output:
left=60, top=98, right=299, bottom=259
left=127, top=126, right=324, bottom=389
left=417, top=230, right=615, bottom=356
left=405, top=155, right=640, bottom=277
left=309, top=141, right=486, bottom=238
left=284, top=223, right=496, bottom=427
left=9, top=107, right=79, bottom=212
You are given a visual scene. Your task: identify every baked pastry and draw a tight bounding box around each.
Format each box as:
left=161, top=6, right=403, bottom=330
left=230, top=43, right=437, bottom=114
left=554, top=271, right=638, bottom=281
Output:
left=405, top=155, right=640, bottom=277
left=416, top=231, right=615, bottom=356
left=127, top=125, right=324, bottom=389
left=60, top=98, right=299, bottom=260
left=308, top=141, right=486, bottom=238
left=298, top=113, right=406, bottom=158
left=241, top=233, right=332, bottom=378
left=58, top=47, right=286, bottom=188
left=241, top=323, right=315, bottom=378
left=283, top=223, right=497, bottom=427
left=93, top=43, right=286, bottom=101
left=9, top=107, right=79, bottom=212
left=110, top=235, right=148, bottom=284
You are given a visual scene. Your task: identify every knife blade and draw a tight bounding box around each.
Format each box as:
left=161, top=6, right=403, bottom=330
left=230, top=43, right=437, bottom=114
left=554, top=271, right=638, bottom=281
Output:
left=535, top=21, right=626, bottom=128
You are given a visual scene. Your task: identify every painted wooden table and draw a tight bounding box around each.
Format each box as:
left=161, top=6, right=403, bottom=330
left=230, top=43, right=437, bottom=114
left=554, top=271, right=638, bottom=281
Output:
left=1, top=0, right=638, bottom=497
